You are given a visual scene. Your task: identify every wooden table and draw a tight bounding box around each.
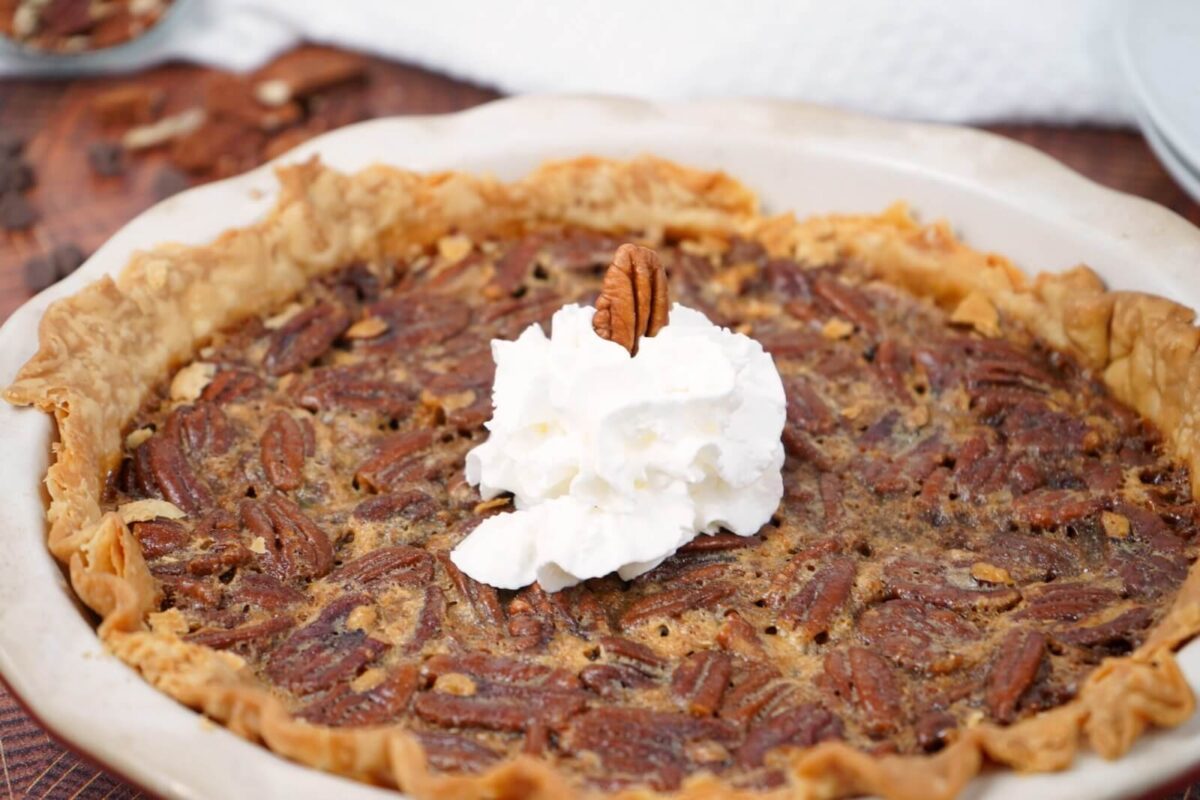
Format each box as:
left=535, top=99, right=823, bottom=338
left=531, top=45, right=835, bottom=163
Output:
left=1, top=52, right=1199, bottom=800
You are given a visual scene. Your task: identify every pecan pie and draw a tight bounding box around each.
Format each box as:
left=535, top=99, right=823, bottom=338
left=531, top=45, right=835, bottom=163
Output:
left=7, top=157, right=1200, bottom=799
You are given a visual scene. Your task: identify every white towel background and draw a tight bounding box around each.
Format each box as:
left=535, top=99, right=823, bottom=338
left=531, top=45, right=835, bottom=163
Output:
left=0, top=0, right=1137, bottom=125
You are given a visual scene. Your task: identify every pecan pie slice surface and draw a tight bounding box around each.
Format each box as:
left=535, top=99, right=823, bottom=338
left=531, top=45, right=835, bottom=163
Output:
left=103, top=228, right=1200, bottom=792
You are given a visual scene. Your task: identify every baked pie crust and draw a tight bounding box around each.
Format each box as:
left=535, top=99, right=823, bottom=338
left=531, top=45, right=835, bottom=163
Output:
left=7, top=156, right=1200, bottom=799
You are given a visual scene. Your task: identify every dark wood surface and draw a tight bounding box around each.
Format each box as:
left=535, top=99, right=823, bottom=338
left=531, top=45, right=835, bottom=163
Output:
left=1, top=50, right=1199, bottom=800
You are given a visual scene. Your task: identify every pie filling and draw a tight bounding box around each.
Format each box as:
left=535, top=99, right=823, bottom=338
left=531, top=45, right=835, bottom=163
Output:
left=105, top=229, right=1200, bottom=791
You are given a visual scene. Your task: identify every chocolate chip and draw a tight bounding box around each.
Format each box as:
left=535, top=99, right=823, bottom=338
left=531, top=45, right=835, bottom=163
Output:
left=152, top=166, right=190, bottom=200
left=0, top=133, right=26, bottom=160
left=0, top=192, right=38, bottom=230
left=0, top=160, right=35, bottom=193
left=23, top=255, right=56, bottom=292
left=51, top=243, right=86, bottom=277
left=87, top=141, right=125, bottom=177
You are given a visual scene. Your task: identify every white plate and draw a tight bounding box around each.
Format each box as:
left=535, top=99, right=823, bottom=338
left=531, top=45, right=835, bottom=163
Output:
left=2, top=96, right=1200, bottom=800
left=1116, top=0, right=1200, bottom=176
left=1139, top=107, right=1200, bottom=204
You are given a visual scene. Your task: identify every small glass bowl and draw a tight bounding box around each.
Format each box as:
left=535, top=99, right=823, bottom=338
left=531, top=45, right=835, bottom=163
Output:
left=0, top=0, right=196, bottom=76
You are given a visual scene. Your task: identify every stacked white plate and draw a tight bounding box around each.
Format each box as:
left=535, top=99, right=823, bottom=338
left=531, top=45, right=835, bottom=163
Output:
left=1116, top=0, right=1200, bottom=202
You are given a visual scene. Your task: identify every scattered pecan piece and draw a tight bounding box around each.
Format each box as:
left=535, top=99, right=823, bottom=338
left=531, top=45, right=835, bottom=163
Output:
left=1011, top=489, right=1105, bottom=529
left=91, top=84, right=164, bottom=126
left=592, top=243, right=669, bottom=355
left=765, top=539, right=842, bottom=607
left=254, top=47, right=367, bottom=105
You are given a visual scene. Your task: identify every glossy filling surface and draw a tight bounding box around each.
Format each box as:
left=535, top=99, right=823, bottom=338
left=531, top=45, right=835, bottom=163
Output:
left=105, top=230, right=1200, bottom=791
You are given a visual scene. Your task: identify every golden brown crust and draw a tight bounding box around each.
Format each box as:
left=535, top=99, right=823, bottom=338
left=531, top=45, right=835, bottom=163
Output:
left=6, top=155, right=1200, bottom=800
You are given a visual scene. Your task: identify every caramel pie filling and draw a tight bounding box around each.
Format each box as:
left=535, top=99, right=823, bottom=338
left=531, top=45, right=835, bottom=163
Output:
left=105, top=230, right=1200, bottom=791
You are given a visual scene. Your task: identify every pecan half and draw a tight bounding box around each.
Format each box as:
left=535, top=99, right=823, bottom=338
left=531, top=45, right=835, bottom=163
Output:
left=985, top=629, right=1045, bottom=722
left=859, top=599, right=978, bottom=674
left=620, top=582, right=734, bottom=628
left=846, top=647, right=903, bottom=736
left=265, top=593, right=389, bottom=694
left=200, top=369, right=263, bottom=404
left=438, top=551, right=505, bottom=626
left=240, top=494, right=334, bottom=581
left=592, top=243, right=669, bottom=355
left=354, top=429, right=435, bottom=492
left=187, top=615, right=293, bottom=651
left=416, top=732, right=500, bottom=774
left=260, top=411, right=306, bottom=491
left=671, top=650, right=732, bottom=716
left=299, top=664, right=419, bottom=728
left=780, top=556, right=857, bottom=639
left=263, top=302, right=350, bottom=376
left=736, top=703, right=842, bottom=768
left=406, top=586, right=446, bottom=654
left=172, top=403, right=233, bottom=456
left=329, top=545, right=434, bottom=588
left=565, top=708, right=739, bottom=791
left=142, top=433, right=212, bottom=515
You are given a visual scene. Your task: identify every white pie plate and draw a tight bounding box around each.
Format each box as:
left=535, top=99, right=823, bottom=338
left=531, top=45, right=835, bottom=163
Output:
left=2, top=96, right=1200, bottom=800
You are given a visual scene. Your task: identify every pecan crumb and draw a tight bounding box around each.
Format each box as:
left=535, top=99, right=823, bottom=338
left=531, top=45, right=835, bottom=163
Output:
left=592, top=243, right=669, bottom=355
left=1101, top=511, right=1131, bottom=539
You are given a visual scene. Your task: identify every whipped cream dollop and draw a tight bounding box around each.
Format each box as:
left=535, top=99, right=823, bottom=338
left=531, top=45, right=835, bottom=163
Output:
left=451, top=303, right=786, bottom=592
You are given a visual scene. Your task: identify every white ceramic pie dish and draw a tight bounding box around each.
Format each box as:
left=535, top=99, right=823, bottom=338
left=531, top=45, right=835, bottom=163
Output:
left=1, top=95, right=1200, bottom=800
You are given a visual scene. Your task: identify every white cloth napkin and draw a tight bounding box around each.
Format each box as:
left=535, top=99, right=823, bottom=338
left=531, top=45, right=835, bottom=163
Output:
left=1, top=0, right=1136, bottom=125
